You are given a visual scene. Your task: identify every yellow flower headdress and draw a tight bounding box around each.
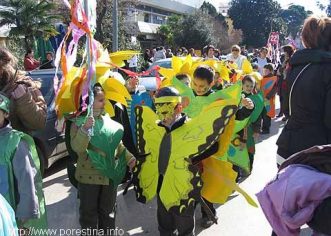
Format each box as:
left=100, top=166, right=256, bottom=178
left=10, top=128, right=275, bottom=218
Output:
left=55, top=46, right=133, bottom=118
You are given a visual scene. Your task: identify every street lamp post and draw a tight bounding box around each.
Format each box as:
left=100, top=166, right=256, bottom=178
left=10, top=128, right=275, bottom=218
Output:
left=112, top=0, right=118, bottom=52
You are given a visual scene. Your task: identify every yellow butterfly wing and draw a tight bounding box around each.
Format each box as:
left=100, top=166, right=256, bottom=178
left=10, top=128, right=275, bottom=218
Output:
left=159, top=100, right=238, bottom=213
left=133, top=106, right=165, bottom=203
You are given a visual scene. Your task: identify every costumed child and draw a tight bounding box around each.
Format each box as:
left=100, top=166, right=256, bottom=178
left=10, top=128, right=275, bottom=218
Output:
left=260, top=63, right=278, bottom=134
left=212, top=72, right=223, bottom=91
left=240, top=75, right=264, bottom=172
left=125, top=76, right=155, bottom=144
left=69, top=84, right=136, bottom=234
left=133, top=86, right=237, bottom=235
left=0, top=93, right=47, bottom=235
left=191, top=66, right=255, bottom=227
left=175, top=73, right=191, bottom=87
left=190, top=66, right=218, bottom=227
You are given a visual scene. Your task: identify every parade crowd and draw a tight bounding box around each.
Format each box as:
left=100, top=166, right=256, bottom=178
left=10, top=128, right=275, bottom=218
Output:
left=0, top=15, right=331, bottom=236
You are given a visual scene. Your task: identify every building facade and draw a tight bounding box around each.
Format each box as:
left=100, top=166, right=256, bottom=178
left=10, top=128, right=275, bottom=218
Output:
left=126, top=0, right=196, bottom=48
left=219, top=2, right=230, bottom=16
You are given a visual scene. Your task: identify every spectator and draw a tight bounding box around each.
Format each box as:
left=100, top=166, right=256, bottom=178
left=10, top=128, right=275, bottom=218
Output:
left=214, top=49, right=221, bottom=59
left=144, top=49, right=152, bottom=63
left=241, top=46, right=248, bottom=57
left=153, top=46, right=166, bottom=62
left=181, top=47, right=188, bottom=56
left=204, top=45, right=219, bottom=61
left=40, top=51, right=55, bottom=69
left=0, top=47, right=47, bottom=134
left=253, top=49, right=259, bottom=59
left=276, top=16, right=331, bottom=164
left=176, top=48, right=183, bottom=56
left=188, top=48, right=197, bottom=57
left=276, top=45, right=295, bottom=120
left=128, top=54, right=138, bottom=72
left=24, top=49, right=40, bottom=71
left=151, top=48, right=157, bottom=58
left=226, top=45, right=247, bottom=69
left=252, top=47, right=272, bottom=74
left=166, top=49, right=173, bottom=58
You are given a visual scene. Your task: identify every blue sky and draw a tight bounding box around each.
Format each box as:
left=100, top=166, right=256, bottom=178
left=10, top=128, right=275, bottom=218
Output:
left=183, top=0, right=329, bottom=15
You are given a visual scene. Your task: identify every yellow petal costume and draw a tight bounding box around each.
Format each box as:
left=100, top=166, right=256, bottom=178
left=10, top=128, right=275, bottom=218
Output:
left=55, top=46, right=134, bottom=118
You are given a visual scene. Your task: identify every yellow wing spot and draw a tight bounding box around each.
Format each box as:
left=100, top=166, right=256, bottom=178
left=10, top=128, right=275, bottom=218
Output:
left=180, top=205, right=186, bottom=213
left=224, top=118, right=229, bottom=125
left=227, top=109, right=234, bottom=117
left=188, top=198, right=195, bottom=206
left=197, top=181, right=202, bottom=187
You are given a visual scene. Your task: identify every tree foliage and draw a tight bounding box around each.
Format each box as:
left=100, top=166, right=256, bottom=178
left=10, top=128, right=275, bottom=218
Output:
left=173, top=11, right=216, bottom=49
left=200, top=1, right=226, bottom=23
left=280, top=5, right=311, bottom=37
left=157, top=15, right=180, bottom=47
left=91, top=0, right=139, bottom=51
left=327, top=0, right=331, bottom=16
left=228, top=0, right=286, bottom=47
left=157, top=8, right=241, bottom=51
left=0, top=0, right=60, bottom=49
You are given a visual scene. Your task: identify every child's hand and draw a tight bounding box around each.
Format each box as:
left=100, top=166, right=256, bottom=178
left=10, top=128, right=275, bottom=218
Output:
left=241, top=98, right=254, bottom=109
left=253, top=132, right=260, bottom=140
left=128, top=157, right=136, bottom=171
left=83, top=116, right=95, bottom=130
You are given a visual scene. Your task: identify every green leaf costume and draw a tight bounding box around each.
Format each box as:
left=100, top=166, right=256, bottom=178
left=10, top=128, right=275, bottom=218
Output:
left=71, top=114, right=127, bottom=186
left=0, top=130, right=47, bottom=234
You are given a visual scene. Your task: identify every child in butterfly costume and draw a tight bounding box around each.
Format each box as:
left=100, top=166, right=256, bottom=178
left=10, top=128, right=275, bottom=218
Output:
left=133, top=87, right=238, bottom=235
left=69, top=84, right=136, bottom=234
left=260, top=63, right=278, bottom=134
left=0, top=93, right=47, bottom=235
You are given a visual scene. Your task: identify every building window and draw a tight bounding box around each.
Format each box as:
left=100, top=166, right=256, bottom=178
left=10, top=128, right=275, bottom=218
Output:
left=144, top=13, right=150, bottom=23
left=152, top=15, right=165, bottom=24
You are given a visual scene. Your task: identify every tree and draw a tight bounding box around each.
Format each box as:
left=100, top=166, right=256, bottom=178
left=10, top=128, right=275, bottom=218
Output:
left=0, top=0, right=59, bottom=49
left=200, top=1, right=227, bottom=27
left=90, top=0, right=139, bottom=51
left=173, top=11, right=217, bottom=49
left=228, top=0, right=287, bottom=47
left=327, top=0, right=331, bottom=16
left=280, top=5, right=311, bottom=37
left=157, top=15, right=180, bottom=47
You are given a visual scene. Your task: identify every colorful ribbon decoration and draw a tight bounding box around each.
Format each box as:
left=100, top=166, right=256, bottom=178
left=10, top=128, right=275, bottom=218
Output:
left=54, top=0, right=98, bottom=116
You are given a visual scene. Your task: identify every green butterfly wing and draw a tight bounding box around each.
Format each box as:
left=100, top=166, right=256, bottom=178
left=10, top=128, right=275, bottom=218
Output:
left=248, top=92, right=264, bottom=123
left=172, top=78, right=242, bottom=118
left=219, top=93, right=264, bottom=173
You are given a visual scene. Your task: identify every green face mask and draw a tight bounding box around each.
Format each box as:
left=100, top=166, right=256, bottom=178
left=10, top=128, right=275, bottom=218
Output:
left=155, top=103, right=177, bottom=121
